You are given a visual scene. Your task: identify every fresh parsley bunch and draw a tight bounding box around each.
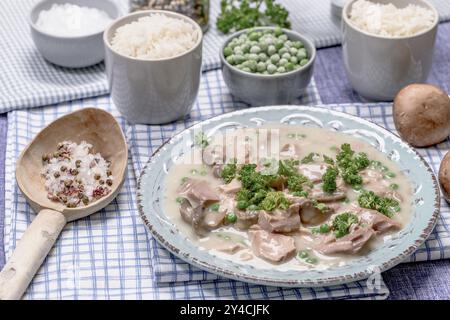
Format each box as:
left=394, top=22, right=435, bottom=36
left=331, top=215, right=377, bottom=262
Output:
left=216, top=0, right=291, bottom=34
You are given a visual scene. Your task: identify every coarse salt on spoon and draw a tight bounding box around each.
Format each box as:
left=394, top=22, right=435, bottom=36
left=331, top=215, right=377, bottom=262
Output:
left=0, top=108, right=128, bottom=299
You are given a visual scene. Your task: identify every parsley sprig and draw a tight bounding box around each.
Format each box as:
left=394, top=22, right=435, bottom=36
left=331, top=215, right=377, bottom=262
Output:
left=217, top=0, right=291, bottom=34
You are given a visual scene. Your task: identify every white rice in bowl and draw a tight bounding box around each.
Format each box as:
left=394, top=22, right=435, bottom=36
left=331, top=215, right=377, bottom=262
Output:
left=349, top=0, right=436, bottom=37
left=111, top=13, right=199, bottom=59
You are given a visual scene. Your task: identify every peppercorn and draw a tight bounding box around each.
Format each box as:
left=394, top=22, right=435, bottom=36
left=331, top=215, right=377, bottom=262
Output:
left=53, top=172, right=60, bottom=178
left=64, top=179, right=73, bottom=187
left=57, top=142, right=65, bottom=150
left=94, top=173, right=101, bottom=180
left=106, top=179, right=113, bottom=186
left=70, top=168, right=78, bottom=175
left=99, top=180, right=105, bottom=185
left=106, top=160, right=111, bottom=167
left=67, top=202, right=76, bottom=208
left=42, top=154, right=50, bottom=162
left=106, top=169, right=112, bottom=176
left=75, top=160, right=82, bottom=168
left=60, top=166, right=67, bottom=172
left=60, top=196, right=67, bottom=203
left=53, top=151, right=60, bottom=158
left=78, top=193, right=84, bottom=199
left=82, top=196, right=89, bottom=205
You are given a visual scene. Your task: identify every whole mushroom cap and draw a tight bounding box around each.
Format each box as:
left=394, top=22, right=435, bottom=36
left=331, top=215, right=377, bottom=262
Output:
left=393, top=84, right=450, bottom=147
left=439, top=151, right=450, bottom=203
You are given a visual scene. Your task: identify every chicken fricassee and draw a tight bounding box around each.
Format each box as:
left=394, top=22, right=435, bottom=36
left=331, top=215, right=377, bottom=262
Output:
left=164, top=125, right=412, bottom=269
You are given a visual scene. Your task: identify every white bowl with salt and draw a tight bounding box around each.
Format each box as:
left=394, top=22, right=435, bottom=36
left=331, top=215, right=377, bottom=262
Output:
left=30, top=0, right=120, bottom=68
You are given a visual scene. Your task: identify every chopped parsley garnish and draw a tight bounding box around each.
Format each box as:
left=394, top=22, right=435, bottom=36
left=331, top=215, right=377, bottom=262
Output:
left=332, top=212, right=359, bottom=238
left=323, top=155, right=335, bottom=165
left=322, top=166, right=338, bottom=193
left=314, top=202, right=328, bottom=212
left=216, top=0, right=291, bottom=34
left=301, top=152, right=318, bottom=164
left=221, top=159, right=237, bottom=183
left=357, top=190, right=399, bottom=218
left=291, top=190, right=309, bottom=198
left=259, top=191, right=290, bottom=211
left=287, top=174, right=309, bottom=193
left=311, top=224, right=331, bottom=234
left=194, top=132, right=209, bottom=148
left=336, top=143, right=370, bottom=187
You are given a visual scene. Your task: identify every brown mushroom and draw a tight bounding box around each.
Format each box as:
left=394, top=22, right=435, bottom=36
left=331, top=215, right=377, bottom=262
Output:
left=393, top=84, right=450, bottom=147
left=439, top=151, right=450, bottom=203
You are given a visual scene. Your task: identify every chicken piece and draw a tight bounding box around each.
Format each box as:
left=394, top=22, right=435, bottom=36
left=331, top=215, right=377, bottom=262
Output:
left=315, top=227, right=375, bottom=255
left=357, top=208, right=401, bottom=233
left=249, top=227, right=296, bottom=263
left=258, top=203, right=301, bottom=233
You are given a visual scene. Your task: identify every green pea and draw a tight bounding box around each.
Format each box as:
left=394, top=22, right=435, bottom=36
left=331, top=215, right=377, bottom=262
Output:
left=267, top=45, right=277, bottom=56
left=293, top=41, right=304, bottom=49
left=285, top=62, right=294, bottom=71
left=234, top=54, right=245, bottom=64
left=274, top=27, right=283, bottom=36
left=284, top=40, right=292, bottom=48
left=267, top=64, right=277, bottom=74
left=233, top=46, right=243, bottom=55
left=250, top=45, right=261, bottom=54
left=210, top=203, right=220, bottom=211
left=176, top=197, right=184, bottom=204
left=278, top=58, right=288, bottom=66
left=278, top=34, right=288, bottom=41
left=226, top=213, right=237, bottom=223
left=297, top=48, right=307, bottom=60
left=249, top=32, right=260, bottom=41
left=223, top=47, right=233, bottom=57
left=290, top=56, right=298, bottom=64
left=278, top=47, right=288, bottom=55
left=390, top=183, right=399, bottom=190
left=256, top=61, right=266, bottom=72
left=300, top=58, right=309, bottom=66
left=247, top=204, right=259, bottom=211
left=385, top=172, right=396, bottom=178
left=281, top=52, right=291, bottom=60
left=258, top=52, right=268, bottom=62
left=277, top=66, right=286, bottom=73
left=298, top=250, right=309, bottom=259
left=270, top=54, right=280, bottom=64
left=289, top=47, right=298, bottom=55
left=262, top=37, right=274, bottom=46
left=305, top=257, right=318, bottom=264
left=242, top=67, right=251, bottom=73
left=242, top=43, right=250, bottom=53
left=226, top=55, right=235, bottom=65
left=247, top=54, right=258, bottom=61
left=275, top=40, right=284, bottom=50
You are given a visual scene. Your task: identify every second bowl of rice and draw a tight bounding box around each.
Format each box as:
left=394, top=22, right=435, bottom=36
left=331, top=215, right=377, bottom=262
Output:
left=104, top=10, right=203, bottom=124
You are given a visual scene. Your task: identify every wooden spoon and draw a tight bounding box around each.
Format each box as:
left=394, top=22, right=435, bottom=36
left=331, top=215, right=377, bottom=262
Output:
left=0, top=108, right=128, bottom=299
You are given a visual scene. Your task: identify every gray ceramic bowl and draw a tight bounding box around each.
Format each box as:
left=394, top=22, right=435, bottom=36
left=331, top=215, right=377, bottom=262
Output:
left=29, top=0, right=120, bottom=68
left=104, top=10, right=203, bottom=124
left=342, top=0, right=439, bottom=101
left=220, top=27, right=316, bottom=106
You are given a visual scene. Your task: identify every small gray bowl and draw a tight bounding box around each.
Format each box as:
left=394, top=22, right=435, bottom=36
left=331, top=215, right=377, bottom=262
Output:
left=104, top=10, right=203, bottom=124
left=29, top=0, right=120, bottom=68
left=220, top=27, right=316, bottom=106
left=342, top=0, right=439, bottom=101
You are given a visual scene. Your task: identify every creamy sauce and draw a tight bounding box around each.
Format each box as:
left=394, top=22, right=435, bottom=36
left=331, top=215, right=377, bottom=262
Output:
left=163, top=125, right=413, bottom=270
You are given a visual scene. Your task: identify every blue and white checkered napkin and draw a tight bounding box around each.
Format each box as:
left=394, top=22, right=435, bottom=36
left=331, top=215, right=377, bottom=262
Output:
left=4, top=72, right=390, bottom=299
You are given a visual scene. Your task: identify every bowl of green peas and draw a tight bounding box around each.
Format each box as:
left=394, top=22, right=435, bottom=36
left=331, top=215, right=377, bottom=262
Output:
left=220, top=27, right=316, bottom=106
